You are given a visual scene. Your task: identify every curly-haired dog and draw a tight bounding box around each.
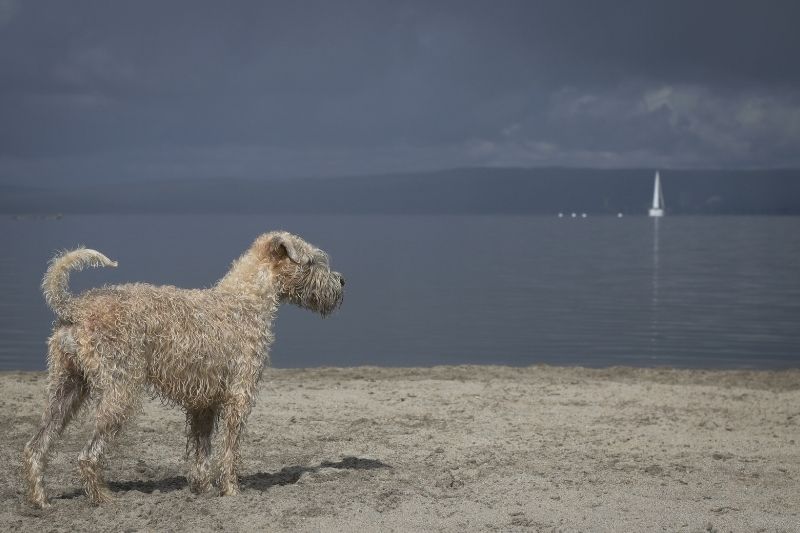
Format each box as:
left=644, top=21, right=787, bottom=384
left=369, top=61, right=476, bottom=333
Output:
left=22, top=231, right=344, bottom=507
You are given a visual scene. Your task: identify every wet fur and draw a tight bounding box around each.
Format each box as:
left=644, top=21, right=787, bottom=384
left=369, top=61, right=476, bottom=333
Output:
left=22, top=231, right=344, bottom=507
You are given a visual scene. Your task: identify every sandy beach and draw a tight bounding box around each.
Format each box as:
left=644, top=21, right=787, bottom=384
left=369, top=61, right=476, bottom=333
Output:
left=1, top=365, right=798, bottom=532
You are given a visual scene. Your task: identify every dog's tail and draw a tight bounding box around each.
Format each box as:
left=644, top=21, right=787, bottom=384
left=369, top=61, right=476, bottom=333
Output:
left=42, top=247, right=118, bottom=321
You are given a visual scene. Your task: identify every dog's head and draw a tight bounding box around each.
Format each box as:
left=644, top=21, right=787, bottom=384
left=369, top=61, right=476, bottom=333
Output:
left=253, top=231, right=344, bottom=316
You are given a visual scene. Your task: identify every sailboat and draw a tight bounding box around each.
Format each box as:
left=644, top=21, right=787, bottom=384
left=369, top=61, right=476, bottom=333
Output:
left=649, top=171, right=665, bottom=217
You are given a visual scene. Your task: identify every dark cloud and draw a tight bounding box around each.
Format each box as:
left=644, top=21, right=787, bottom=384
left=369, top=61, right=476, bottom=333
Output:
left=1, top=0, right=799, bottom=184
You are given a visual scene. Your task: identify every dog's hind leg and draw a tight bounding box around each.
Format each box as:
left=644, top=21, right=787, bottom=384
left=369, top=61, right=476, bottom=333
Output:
left=78, top=373, right=142, bottom=505
left=22, top=346, right=89, bottom=508
left=187, top=407, right=216, bottom=494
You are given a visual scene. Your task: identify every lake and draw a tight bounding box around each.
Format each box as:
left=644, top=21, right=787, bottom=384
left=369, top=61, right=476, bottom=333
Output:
left=1, top=214, right=798, bottom=370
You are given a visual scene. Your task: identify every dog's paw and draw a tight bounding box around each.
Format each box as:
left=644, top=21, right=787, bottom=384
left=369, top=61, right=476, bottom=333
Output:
left=189, top=479, right=212, bottom=495
left=29, top=497, right=51, bottom=510
left=218, top=482, right=240, bottom=496
left=87, top=488, right=114, bottom=505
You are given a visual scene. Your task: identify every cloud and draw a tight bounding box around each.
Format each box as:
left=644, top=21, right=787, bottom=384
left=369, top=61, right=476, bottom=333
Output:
left=460, top=83, right=800, bottom=169
left=0, top=0, right=17, bottom=27
left=636, top=85, right=800, bottom=165
left=1, top=1, right=799, bottom=183
left=53, top=47, right=137, bottom=89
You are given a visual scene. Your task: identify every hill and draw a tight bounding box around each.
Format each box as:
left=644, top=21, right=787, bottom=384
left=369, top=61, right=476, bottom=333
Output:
left=2, top=167, right=800, bottom=215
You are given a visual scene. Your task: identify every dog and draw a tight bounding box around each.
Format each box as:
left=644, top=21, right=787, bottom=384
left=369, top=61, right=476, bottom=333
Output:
left=22, top=231, right=344, bottom=507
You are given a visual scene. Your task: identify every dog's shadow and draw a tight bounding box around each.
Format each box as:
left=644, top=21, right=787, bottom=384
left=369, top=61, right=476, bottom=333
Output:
left=242, top=456, right=390, bottom=491
left=57, top=456, right=390, bottom=499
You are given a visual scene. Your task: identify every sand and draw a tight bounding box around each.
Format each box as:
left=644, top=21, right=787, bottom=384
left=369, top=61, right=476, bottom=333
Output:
left=1, top=365, right=798, bottom=532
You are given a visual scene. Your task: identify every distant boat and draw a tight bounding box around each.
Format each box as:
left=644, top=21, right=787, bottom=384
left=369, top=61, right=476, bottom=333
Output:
left=649, top=171, right=665, bottom=217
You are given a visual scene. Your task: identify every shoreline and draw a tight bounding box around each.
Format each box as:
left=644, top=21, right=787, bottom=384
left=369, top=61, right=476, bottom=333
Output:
left=2, top=365, right=799, bottom=531
left=4, top=362, right=799, bottom=386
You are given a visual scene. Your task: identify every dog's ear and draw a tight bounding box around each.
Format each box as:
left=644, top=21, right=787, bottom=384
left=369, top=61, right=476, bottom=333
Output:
left=263, top=234, right=301, bottom=264
left=254, top=232, right=306, bottom=264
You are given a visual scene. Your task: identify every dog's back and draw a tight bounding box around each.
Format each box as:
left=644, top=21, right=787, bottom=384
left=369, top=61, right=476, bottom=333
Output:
left=56, top=282, right=273, bottom=408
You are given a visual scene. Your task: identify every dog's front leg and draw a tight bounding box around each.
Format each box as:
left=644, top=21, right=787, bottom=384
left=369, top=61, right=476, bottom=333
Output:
left=217, top=394, right=253, bottom=496
left=187, top=408, right=216, bottom=494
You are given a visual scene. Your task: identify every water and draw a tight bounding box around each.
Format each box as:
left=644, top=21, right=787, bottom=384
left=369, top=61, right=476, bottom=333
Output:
left=1, top=214, right=799, bottom=370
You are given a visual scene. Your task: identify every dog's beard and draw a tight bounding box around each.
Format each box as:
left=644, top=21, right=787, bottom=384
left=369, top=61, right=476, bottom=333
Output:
left=285, top=269, right=343, bottom=317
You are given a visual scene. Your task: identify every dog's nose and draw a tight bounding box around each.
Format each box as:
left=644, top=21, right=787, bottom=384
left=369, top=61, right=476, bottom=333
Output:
left=339, top=274, right=345, bottom=287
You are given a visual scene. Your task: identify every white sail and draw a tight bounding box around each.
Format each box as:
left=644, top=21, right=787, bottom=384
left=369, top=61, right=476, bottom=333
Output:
left=652, top=171, right=661, bottom=208
left=649, top=171, right=665, bottom=217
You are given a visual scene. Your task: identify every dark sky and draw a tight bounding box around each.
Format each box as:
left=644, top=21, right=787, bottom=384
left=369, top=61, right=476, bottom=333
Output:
left=1, top=0, right=799, bottom=185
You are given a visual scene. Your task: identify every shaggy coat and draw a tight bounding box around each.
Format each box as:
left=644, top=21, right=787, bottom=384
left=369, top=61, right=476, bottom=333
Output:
left=22, top=231, right=344, bottom=507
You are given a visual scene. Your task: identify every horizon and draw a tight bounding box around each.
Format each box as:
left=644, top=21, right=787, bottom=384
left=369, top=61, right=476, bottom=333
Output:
left=3, top=167, right=799, bottom=215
